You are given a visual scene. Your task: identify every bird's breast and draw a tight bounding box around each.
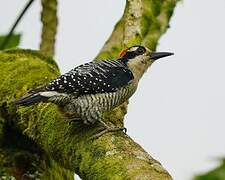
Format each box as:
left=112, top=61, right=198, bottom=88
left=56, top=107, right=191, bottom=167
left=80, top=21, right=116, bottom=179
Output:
left=72, top=83, right=137, bottom=113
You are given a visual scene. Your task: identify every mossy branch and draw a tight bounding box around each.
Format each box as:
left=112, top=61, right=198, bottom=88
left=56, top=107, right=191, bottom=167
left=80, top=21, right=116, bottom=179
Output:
left=0, top=50, right=73, bottom=179
left=0, top=0, right=177, bottom=179
left=0, top=0, right=60, bottom=177
left=40, top=0, right=58, bottom=57
left=0, top=121, right=73, bottom=180
left=0, top=0, right=68, bottom=178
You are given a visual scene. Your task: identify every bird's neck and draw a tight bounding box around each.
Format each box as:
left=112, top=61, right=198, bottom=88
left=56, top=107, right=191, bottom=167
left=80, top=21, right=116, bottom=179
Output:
left=128, top=60, right=153, bottom=85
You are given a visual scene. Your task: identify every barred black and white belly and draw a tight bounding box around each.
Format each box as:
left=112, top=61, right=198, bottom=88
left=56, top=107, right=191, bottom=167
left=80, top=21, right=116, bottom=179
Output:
left=63, top=84, right=137, bottom=124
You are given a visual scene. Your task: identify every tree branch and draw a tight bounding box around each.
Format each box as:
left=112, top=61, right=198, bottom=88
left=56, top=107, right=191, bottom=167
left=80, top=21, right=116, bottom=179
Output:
left=0, top=0, right=177, bottom=179
left=0, top=121, right=73, bottom=180
left=40, top=0, right=58, bottom=56
left=0, top=50, right=73, bottom=179
left=0, top=0, right=69, bottom=178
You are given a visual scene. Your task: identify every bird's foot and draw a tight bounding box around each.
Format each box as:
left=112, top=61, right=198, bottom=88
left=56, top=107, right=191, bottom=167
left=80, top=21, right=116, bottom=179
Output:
left=91, top=126, right=127, bottom=139
left=67, top=117, right=81, bottom=125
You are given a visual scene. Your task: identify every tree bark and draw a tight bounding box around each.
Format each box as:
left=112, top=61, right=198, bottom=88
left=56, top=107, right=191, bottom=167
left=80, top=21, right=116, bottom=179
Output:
left=0, top=0, right=73, bottom=179
left=0, top=0, right=177, bottom=179
left=0, top=50, right=73, bottom=179
left=40, top=0, right=58, bottom=56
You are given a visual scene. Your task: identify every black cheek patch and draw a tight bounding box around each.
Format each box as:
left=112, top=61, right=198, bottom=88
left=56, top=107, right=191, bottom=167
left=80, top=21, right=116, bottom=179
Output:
left=120, top=52, right=137, bottom=63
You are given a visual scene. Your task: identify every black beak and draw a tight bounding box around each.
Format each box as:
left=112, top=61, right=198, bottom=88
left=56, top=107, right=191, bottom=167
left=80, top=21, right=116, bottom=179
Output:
left=150, top=52, right=174, bottom=61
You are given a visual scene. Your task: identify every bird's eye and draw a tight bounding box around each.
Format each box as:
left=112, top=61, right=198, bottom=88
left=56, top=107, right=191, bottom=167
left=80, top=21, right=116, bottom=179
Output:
left=136, top=46, right=146, bottom=55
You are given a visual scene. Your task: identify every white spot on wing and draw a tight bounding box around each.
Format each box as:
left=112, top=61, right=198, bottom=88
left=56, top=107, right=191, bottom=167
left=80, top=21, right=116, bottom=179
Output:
left=40, top=91, right=59, bottom=97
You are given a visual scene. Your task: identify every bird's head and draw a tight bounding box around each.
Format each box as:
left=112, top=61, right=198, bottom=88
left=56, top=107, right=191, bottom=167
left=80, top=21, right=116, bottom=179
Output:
left=119, top=45, right=173, bottom=80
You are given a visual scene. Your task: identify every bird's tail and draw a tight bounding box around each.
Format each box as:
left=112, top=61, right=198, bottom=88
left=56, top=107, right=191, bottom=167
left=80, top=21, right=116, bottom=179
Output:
left=15, top=86, right=50, bottom=106
left=15, top=92, right=49, bottom=106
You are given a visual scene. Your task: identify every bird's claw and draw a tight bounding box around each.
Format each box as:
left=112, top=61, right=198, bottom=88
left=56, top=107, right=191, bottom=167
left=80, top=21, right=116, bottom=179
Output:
left=90, top=126, right=127, bottom=140
left=67, top=117, right=81, bottom=125
left=123, top=127, right=127, bottom=134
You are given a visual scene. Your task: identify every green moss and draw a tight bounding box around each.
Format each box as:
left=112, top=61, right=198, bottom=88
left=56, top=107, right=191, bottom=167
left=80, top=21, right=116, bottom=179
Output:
left=0, top=49, right=74, bottom=179
left=0, top=0, right=177, bottom=178
left=3, top=49, right=58, bottom=67
left=41, top=158, right=74, bottom=180
left=125, top=34, right=142, bottom=48
left=88, top=158, right=126, bottom=180
left=103, top=102, right=128, bottom=126
left=40, top=0, right=57, bottom=56
left=166, top=1, right=177, bottom=18
left=0, top=49, right=60, bottom=134
left=0, top=125, right=44, bottom=179
left=0, top=49, right=59, bottom=104
left=151, top=0, right=163, bottom=16
left=141, top=14, right=152, bottom=37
